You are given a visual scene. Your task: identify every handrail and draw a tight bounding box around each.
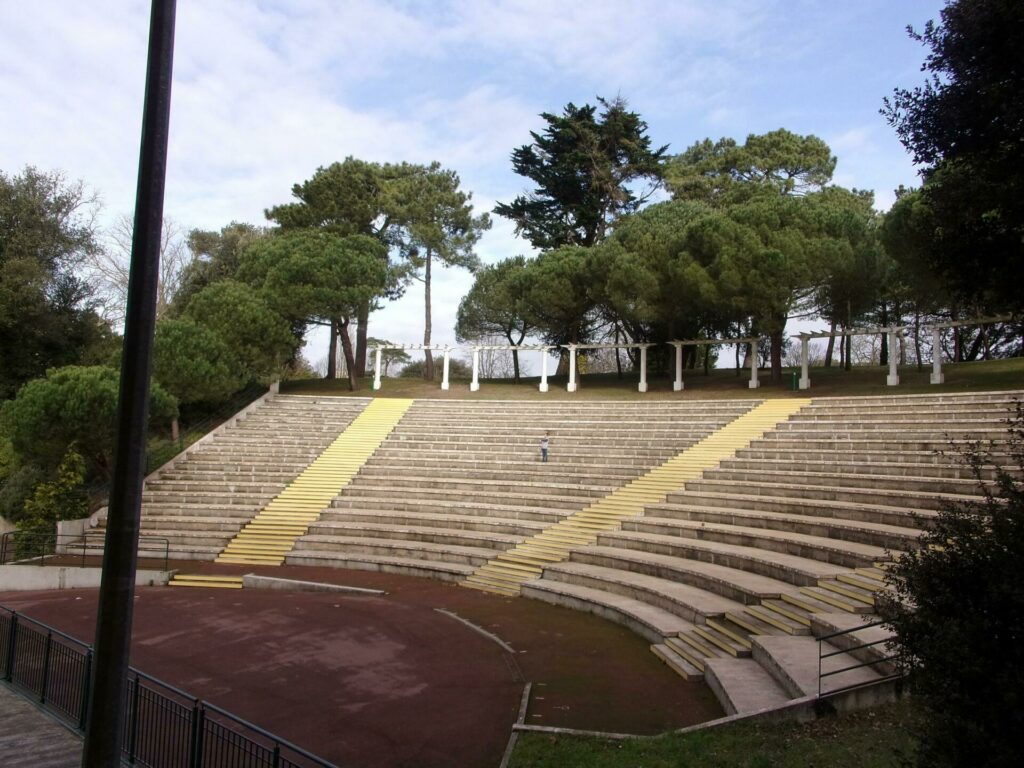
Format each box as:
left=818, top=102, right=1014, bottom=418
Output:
left=0, top=531, right=171, bottom=573
left=0, top=604, right=338, bottom=767
left=817, top=618, right=903, bottom=697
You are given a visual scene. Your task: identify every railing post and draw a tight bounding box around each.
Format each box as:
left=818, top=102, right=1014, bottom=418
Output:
left=817, top=637, right=822, bottom=697
left=128, top=673, right=142, bottom=764
left=272, top=744, right=281, bottom=768
left=79, top=649, right=93, bottom=730
left=4, top=612, right=16, bottom=682
left=189, top=703, right=205, bottom=768
left=40, top=630, right=53, bottom=704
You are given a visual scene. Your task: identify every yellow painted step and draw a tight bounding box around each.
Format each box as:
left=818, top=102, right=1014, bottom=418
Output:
left=215, top=398, right=413, bottom=566
left=168, top=574, right=244, bottom=589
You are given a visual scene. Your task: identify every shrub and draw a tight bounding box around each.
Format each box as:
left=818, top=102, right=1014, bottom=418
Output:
left=877, top=402, right=1024, bottom=768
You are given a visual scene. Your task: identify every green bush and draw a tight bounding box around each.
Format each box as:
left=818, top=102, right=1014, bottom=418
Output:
left=399, top=358, right=471, bottom=380
left=878, top=402, right=1024, bottom=768
left=15, top=445, right=88, bottom=559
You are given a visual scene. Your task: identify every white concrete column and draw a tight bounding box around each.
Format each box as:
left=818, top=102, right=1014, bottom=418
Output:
left=673, top=344, right=683, bottom=391
left=887, top=331, right=900, bottom=386
left=539, top=348, right=549, bottom=392
left=372, top=347, right=383, bottom=390
left=441, top=348, right=451, bottom=391
left=638, top=346, right=649, bottom=393
left=567, top=346, right=578, bottom=393
left=748, top=340, right=760, bottom=389
left=799, top=336, right=810, bottom=390
left=930, top=328, right=944, bottom=384
left=470, top=347, right=480, bottom=391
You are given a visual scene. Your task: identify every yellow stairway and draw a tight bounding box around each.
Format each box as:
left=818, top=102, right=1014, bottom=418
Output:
left=215, top=398, right=414, bottom=566
left=168, top=574, right=244, bottom=589
left=461, top=398, right=812, bottom=596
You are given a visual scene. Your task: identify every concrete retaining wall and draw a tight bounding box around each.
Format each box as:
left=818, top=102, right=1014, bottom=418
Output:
left=0, top=565, right=170, bottom=591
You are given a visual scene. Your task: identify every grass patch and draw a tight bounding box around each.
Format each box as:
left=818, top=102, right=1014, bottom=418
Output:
left=281, top=357, right=1024, bottom=400
left=509, top=700, right=917, bottom=768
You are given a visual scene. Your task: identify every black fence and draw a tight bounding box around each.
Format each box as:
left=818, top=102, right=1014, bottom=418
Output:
left=0, top=606, right=337, bottom=767
left=0, top=531, right=170, bottom=572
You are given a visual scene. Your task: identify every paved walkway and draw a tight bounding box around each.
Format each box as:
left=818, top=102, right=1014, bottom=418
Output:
left=0, top=683, right=82, bottom=767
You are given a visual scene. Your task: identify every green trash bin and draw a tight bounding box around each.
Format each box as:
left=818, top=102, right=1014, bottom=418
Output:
left=790, top=371, right=798, bottom=391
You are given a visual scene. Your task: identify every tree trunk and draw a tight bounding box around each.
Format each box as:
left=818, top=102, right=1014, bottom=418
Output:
left=824, top=319, right=837, bottom=367
left=614, top=325, right=623, bottom=379
left=327, top=319, right=338, bottom=380
left=844, top=331, right=852, bottom=372
left=339, top=318, right=358, bottom=391
left=703, top=345, right=711, bottom=376
left=505, top=328, right=525, bottom=384
left=914, top=310, right=923, bottom=371
left=770, top=329, right=783, bottom=383
left=735, top=342, right=741, bottom=375
left=355, top=303, right=369, bottom=377
left=423, top=249, right=434, bottom=381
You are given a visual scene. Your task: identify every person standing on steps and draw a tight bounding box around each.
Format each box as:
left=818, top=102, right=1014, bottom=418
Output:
left=540, top=432, right=550, bottom=463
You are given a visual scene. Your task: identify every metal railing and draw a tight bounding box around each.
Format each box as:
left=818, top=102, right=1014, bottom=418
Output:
left=817, top=618, right=903, bottom=696
left=0, top=605, right=337, bottom=767
left=0, top=531, right=171, bottom=573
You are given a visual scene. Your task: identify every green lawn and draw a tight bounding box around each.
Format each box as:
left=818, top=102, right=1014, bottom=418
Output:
left=282, top=357, right=1024, bottom=400
left=509, top=700, right=918, bottom=768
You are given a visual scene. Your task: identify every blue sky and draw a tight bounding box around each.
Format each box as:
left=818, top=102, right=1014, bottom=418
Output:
left=0, top=0, right=945, bottom=366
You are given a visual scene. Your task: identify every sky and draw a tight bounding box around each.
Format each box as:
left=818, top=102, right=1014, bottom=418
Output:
left=0, top=0, right=946, bottom=370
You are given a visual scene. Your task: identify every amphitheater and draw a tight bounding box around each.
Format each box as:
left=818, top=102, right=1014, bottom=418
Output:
left=87, top=385, right=1019, bottom=723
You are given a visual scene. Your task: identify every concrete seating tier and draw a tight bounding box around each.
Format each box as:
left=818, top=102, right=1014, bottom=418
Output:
left=520, top=391, right=1020, bottom=713
left=90, top=395, right=371, bottom=559
left=287, top=399, right=754, bottom=574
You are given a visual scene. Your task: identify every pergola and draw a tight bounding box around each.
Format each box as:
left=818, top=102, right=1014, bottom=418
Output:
left=669, top=338, right=763, bottom=390
left=467, top=344, right=557, bottom=392
left=562, top=343, right=655, bottom=392
left=925, top=315, right=1015, bottom=384
left=371, top=344, right=455, bottom=391
left=793, top=325, right=909, bottom=389
left=371, top=343, right=560, bottom=392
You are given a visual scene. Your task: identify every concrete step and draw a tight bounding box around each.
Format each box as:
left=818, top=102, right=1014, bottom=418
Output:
left=650, top=642, right=704, bottom=680
left=318, top=509, right=547, bottom=537
left=599, top=530, right=848, bottom=586
left=283, top=549, right=477, bottom=582
left=168, top=574, right=244, bottom=589
left=305, top=521, right=520, bottom=550
left=704, top=656, right=792, bottom=715
left=719, top=456, right=1008, bottom=481
left=680, top=478, right=978, bottom=513
left=622, top=516, right=890, bottom=569
left=292, top=535, right=494, bottom=567
left=654, top=491, right=932, bottom=529
left=569, top=545, right=792, bottom=604
left=642, top=503, right=922, bottom=550
left=339, top=484, right=597, bottom=511
left=329, top=496, right=569, bottom=523
left=540, top=561, right=745, bottom=624
left=752, top=634, right=883, bottom=698
left=520, top=578, right=696, bottom=644
left=703, top=466, right=988, bottom=495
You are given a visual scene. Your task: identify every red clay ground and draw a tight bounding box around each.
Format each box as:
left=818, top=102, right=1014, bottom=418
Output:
left=0, top=562, right=722, bottom=768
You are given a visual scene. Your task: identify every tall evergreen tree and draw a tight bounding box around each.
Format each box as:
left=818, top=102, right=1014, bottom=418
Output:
left=495, top=97, right=667, bottom=250
left=883, top=0, right=1024, bottom=311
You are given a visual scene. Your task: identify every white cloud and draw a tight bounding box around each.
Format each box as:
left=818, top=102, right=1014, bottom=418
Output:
left=2, top=0, right=938, bottom=351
